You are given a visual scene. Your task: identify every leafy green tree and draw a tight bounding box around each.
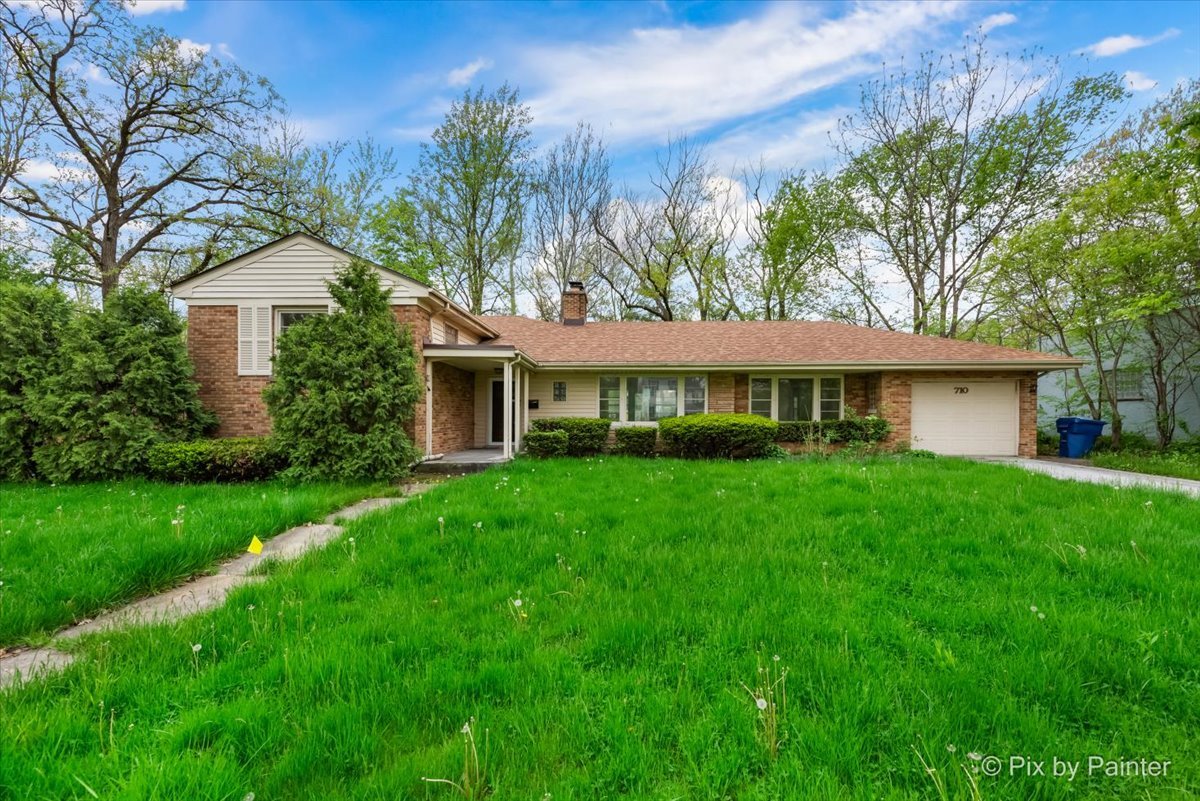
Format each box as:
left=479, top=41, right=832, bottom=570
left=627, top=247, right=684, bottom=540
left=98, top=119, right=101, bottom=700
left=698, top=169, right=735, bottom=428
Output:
left=366, top=189, right=437, bottom=283
left=0, top=281, right=72, bottom=479
left=409, top=84, right=533, bottom=314
left=0, top=0, right=280, bottom=303
left=27, top=287, right=213, bottom=481
left=833, top=40, right=1126, bottom=337
left=264, top=259, right=421, bottom=481
left=992, top=82, right=1200, bottom=447
left=742, top=170, right=845, bottom=320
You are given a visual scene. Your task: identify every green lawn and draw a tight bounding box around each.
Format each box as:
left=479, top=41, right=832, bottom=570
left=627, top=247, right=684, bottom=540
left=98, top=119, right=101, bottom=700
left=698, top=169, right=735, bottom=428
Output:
left=2, top=457, right=1197, bottom=800
left=1091, top=450, right=1200, bottom=482
left=0, top=480, right=386, bottom=646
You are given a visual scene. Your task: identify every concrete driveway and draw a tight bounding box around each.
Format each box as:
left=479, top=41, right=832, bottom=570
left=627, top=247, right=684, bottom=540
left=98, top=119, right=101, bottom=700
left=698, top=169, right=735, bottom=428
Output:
left=979, top=457, right=1200, bottom=498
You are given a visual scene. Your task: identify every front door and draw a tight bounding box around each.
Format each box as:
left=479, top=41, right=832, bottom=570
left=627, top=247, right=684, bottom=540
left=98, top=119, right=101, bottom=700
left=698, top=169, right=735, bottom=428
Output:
left=490, top=379, right=504, bottom=444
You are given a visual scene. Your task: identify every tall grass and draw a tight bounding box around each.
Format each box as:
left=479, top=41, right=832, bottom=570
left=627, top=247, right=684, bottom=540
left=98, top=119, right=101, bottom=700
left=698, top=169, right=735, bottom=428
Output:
left=1, top=457, right=1197, bottom=799
left=0, top=480, right=385, bottom=645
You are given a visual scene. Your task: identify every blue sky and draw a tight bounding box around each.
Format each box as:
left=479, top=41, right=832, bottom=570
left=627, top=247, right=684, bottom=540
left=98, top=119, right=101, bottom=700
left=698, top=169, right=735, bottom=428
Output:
left=133, top=0, right=1198, bottom=186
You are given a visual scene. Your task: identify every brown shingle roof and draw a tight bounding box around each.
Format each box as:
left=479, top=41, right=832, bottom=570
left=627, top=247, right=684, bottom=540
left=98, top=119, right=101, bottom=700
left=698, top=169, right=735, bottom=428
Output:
left=480, top=316, right=1077, bottom=367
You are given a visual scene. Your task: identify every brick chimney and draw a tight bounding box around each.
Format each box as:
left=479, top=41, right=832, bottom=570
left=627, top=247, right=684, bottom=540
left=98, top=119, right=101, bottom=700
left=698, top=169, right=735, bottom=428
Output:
left=561, top=280, right=587, bottom=326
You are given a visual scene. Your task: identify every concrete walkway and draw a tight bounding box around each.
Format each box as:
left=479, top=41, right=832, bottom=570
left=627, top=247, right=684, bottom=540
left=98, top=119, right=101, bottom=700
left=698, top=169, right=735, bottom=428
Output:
left=980, top=457, right=1200, bottom=498
left=0, top=483, right=434, bottom=689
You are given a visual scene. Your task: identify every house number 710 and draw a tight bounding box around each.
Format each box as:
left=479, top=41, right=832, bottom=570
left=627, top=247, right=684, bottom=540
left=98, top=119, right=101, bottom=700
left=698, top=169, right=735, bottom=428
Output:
left=953, top=386, right=969, bottom=394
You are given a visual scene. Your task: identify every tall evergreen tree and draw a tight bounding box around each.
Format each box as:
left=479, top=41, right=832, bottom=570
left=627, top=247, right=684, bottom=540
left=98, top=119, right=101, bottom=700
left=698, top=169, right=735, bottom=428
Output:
left=28, top=287, right=213, bottom=481
left=264, top=260, right=421, bottom=482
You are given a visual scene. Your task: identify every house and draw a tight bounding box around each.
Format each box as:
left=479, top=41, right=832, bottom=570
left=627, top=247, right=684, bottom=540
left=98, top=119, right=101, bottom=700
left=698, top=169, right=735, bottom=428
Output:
left=1037, top=316, right=1200, bottom=445
left=171, top=233, right=1081, bottom=459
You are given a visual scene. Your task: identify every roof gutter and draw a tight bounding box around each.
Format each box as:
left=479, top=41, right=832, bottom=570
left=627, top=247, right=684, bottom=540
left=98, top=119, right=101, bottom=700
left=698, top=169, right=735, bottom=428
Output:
left=521, top=359, right=1083, bottom=371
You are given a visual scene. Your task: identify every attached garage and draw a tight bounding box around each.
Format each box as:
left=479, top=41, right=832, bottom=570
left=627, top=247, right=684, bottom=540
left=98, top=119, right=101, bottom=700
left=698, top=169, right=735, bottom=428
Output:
left=910, top=381, right=1020, bottom=456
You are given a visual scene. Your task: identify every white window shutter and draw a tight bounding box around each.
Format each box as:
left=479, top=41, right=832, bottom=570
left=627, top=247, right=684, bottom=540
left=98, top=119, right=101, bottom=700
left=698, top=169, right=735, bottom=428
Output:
left=237, top=305, right=273, bottom=376
left=254, top=306, right=272, bottom=374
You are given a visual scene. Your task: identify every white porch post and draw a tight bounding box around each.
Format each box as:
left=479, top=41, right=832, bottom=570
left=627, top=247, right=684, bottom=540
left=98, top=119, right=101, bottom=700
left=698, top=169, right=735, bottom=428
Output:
left=502, top=359, right=513, bottom=459
left=514, top=364, right=523, bottom=454
left=424, top=358, right=433, bottom=457
left=522, top=368, right=530, bottom=435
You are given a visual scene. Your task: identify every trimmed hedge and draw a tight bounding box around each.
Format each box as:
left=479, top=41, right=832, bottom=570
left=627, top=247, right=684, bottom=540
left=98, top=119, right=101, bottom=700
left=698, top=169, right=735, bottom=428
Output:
left=658, top=413, right=779, bottom=459
left=529, top=417, right=611, bottom=456
left=524, top=429, right=568, bottom=458
left=776, top=416, right=891, bottom=444
left=146, top=438, right=286, bottom=482
left=613, top=426, right=658, bottom=457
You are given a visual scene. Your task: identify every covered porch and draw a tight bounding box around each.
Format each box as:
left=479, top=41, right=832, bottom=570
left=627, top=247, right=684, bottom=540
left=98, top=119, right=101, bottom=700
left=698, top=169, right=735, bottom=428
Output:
left=420, top=344, right=536, bottom=465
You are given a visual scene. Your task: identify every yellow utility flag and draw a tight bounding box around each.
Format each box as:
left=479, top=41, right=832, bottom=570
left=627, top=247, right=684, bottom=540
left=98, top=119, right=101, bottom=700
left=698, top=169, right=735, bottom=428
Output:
left=247, top=536, right=264, bottom=555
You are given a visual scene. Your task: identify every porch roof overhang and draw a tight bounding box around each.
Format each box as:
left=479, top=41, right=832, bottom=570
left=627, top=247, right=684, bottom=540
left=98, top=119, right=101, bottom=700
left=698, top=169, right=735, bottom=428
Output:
left=423, top=343, right=538, bottom=371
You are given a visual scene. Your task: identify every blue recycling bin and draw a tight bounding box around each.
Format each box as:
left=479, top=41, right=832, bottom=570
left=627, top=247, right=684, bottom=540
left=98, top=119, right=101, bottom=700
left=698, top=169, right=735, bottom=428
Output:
left=1056, top=417, right=1107, bottom=458
left=1054, top=417, right=1073, bottom=457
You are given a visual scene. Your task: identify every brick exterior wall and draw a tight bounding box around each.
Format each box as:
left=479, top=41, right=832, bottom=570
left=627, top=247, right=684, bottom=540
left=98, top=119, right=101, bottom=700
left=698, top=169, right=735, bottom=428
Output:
left=844, top=374, right=867, bottom=416
left=708, top=372, right=735, bottom=413
left=187, top=306, right=272, bottom=437
left=187, top=303, right=437, bottom=447
left=392, top=305, right=431, bottom=452
left=733, top=373, right=749, bottom=414
left=430, top=362, right=475, bottom=454
left=879, top=370, right=1039, bottom=457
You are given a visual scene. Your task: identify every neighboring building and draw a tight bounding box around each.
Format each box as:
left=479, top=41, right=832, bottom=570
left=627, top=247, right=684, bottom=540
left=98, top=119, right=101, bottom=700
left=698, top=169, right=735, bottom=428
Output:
left=1037, top=321, right=1200, bottom=444
left=172, top=234, right=1081, bottom=459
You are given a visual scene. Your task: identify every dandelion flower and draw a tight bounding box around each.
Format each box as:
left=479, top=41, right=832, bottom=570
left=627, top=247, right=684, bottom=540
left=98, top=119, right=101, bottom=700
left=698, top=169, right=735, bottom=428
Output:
left=773, top=654, right=781, bottom=662
left=1030, top=605, right=1038, bottom=613
left=968, top=752, right=982, bottom=761
left=947, top=744, right=956, bottom=753
left=348, top=537, right=355, bottom=544
left=512, top=598, right=523, bottom=608
left=756, top=697, right=768, bottom=710
left=1038, top=612, right=1046, bottom=620
left=191, top=643, right=202, bottom=653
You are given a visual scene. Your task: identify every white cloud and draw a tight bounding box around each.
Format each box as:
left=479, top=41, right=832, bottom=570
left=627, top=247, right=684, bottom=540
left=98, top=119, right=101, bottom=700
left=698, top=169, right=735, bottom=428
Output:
left=124, top=0, right=187, bottom=16
left=709, top=107, right=849, bottom=172
left=979, top=12, right=1017, bottom=34
left=1124, top=70, right=1158, bottom=92
left=1080, top=28, right=1179, bottom=58
left=176, top=38, right=211, bottom=60
left=18, top=159, right=60, bottom=182
left=446, top=57, right=493, bottom=87
left=216, top=43, right=236, bottom=61
left=523, top=1, right=966, bottom=145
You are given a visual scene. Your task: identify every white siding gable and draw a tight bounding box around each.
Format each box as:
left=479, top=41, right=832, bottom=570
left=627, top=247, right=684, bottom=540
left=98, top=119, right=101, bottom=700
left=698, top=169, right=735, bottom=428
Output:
left=177, top=238, right=426, bottom=303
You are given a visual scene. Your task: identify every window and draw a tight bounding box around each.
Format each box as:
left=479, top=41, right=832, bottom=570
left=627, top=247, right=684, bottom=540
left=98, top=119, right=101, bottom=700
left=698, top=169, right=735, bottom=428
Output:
left=445, top=324, right=459, bottom=345
left=1113, top=368, right=1144, bottom=401
left=750, top=378, right=772, bottom=418
left=553, top=381, right=567, bottom=402
left=778, top=378, right=813, bottom=422
left=684, top=376, right=707, bottom=415
left=276, top=308, right=326, bottom=338
left=819, top=377, right=842, bottom=420
left=599, top=376, right=621, bottom=420
left=626, top=377, right=678, bottom=421
left=750, top=376, right=843, bottom=422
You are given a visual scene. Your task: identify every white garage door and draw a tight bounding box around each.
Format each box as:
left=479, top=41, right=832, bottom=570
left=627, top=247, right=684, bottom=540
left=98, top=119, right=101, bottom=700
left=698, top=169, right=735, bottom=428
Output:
left=910, top=381, right=1019, bottom=456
